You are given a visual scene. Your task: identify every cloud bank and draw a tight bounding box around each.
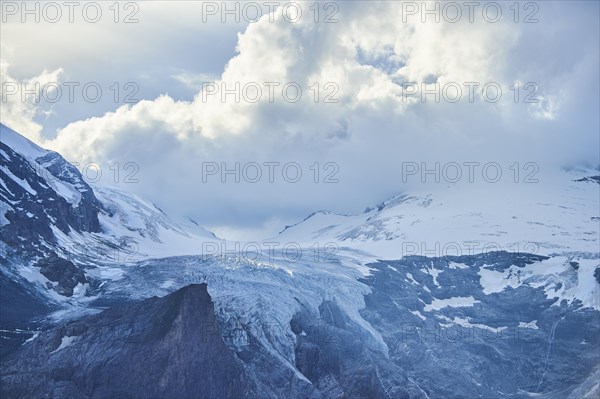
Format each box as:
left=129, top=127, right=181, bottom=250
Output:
left=1, top=1, right=598, bottom=238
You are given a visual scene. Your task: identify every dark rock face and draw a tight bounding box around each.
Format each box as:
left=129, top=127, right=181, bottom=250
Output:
left=569, top=261, right=580, bottom=270
left=0, top=257, right=57, bottom=324
left=36, top=255, right=87, bottom=297
left=36, top=150, right=104, bottom=233
left=574, top=175, right=600, bottom=184
left=0, top=141, right=103, bottom=259
left=1, top=128, right=105, bottom=301
left=1, top=251, right=599, bottom=398
left=357, top=252, right=600, bottom=398
left=0, top=259, right=58, bottom=357
left=0, top=143, right=102, bottom=254
left=1, top=284, right=256, bottom=399
left=291, top=301, right=415, bottom=399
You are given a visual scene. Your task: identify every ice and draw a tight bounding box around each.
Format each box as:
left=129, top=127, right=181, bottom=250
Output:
left=99, top=268, right=125, bottom=281
left=160, top=280, right=175, bottom=289
left=98, top=251, right=389, bottom=369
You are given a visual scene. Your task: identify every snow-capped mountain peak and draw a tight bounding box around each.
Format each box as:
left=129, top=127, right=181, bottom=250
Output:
left=276, top=170, right=600, bottom=261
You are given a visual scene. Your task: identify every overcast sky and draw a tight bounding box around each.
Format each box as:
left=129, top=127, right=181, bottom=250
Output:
left=1, top=1, right=598, bottom=239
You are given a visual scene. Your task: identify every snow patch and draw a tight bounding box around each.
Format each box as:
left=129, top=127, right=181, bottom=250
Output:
left=448, top=262, right=469, bottom=269
left=478, top=267, right=521, bottom=294
left=23, top=333, right=39, bottom=345
left=0, top=201, right=11, bottom=227
left=160, top=280, right=175, bottom=289
left=50, top=335, right=78, bottom=354
left=410, top=310, right=427, bottom=321
left=442, top=316, right=507, bottom=333
left=478, top=256, right=599, bottom=310
left=406, top=272, right=419, bottom=285
left=519, top=321, right=539, bottom=330
left=3, top=168, right=37, bottom=195
left=424, top=296, right=479, bottom=312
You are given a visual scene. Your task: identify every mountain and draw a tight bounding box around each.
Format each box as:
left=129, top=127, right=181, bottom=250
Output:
left=1, top=124, right=599, bottom=398
left=0, top=124, right=103, bottom=258
left=1, top=284, right=256, bottom=398
left=1, top=123, right=217, bottom=299
left=275, top=170, right=600, bottom=261
left=0, top=123, right=219, bottom=354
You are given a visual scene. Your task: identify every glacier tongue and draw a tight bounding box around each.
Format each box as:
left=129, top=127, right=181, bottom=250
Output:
left=100, top=251, right=389, bottom=364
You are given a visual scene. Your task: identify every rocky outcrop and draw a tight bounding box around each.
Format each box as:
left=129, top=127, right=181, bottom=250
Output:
left=291, top=301, right=416, bottom=398
left=0, top=261, right=59, bottom=357
left=0, top=141, right=103, bottom=259
left=36, top=255, right=87, bottom=297
left=1, top=284, right=256, bottom=399
left=574, top=175, right=600, bottom=184
left=1, top=125, right=106, bottom=303
left=357, top=252, right=600, bottom=398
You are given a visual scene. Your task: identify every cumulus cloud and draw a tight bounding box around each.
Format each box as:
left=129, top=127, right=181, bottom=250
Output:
left=0, top=51, right=64, bottom=143
left=1, top=1, right=598, bottom=238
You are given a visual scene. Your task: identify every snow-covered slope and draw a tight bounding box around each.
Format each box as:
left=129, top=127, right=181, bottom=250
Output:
left=276, top=170, right=600, bottom=260
left=271, top=167, right=600, bottom=313
left=1, top=123, right=217, bottom=257
left=53, top=184, right=219, bottom=265
left=1, top=123, right=218, bottom=300
left=0, top=124, right=48, bottom=160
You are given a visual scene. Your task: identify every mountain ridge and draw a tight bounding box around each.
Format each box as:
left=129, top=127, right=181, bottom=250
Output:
left=1, top=124, right=599, bottom=398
